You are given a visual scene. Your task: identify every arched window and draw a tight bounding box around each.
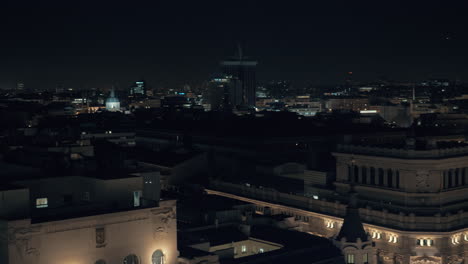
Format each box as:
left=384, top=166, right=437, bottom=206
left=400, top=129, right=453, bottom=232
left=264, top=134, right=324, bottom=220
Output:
left=354, top=165, right=359, bottom=183
left=378, top=168, right=384, bottom=186
left=361, top=167, right=367, bottom=184
left=387, top=169, right=393, bottom=187
left=124, top=254, right=139, bottom=264
left=95, top=260, right=106, bottom=264
left=370, top=167, right=376, bottom=185
left=152, top=250, right=164, bottom=264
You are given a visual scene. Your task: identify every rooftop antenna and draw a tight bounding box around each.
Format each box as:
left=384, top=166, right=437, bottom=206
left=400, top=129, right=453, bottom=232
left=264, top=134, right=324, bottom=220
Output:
left=237, top=42, right=243, bottom=61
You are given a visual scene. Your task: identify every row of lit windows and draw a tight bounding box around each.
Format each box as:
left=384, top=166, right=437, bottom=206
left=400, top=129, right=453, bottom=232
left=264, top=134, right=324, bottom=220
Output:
left=442, top=168, right=467, bottom=189
left=451, top=234, right=468, bottom=245
left=35, top=190, right=142, bottom=209
left=417, top=238, right=434, bottom=247
left=369, top=230, right=398, bottom=243
left=347, top=165, right=400, bottom=189
left=234, top=245, right=265, bottom=254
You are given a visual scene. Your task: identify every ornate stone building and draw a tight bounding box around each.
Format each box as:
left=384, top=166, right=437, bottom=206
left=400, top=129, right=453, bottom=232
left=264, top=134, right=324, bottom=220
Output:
left=1, top=172, right=178, bottom=264
left=207, top=141, right=468, bottom=264
left=333, top=143, right=468, bottom=264
left=6, top=201, right=177, bottom=264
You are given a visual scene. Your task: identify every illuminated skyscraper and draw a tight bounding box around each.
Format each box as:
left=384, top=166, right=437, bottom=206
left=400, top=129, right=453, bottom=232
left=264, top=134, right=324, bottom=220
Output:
left=220, top=47, right=257, bottom=107
left=130, top=80, right=146, bottom=97
left=206, top=75, right=242, bottom=110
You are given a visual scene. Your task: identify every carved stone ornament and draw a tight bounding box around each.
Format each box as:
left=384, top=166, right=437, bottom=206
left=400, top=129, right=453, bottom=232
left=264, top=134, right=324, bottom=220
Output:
left=415, top=170, right=430, bottom=189
left=8, top=226, right=42, bottom=258
left=446, top=255, right=464, bottom=264
left=151, top=207, right=176, bottom=237
left=95, top=227, right=106, bottom=248
left=395, top=254, right=405, bottom=264
left=410, top=256, right=442, bottom=264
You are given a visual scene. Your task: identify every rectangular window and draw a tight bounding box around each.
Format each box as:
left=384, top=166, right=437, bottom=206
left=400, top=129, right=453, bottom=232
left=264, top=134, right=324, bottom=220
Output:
left=259, top=248, right=264, bottom=253
left=347, top=254, right=355, bottom=264
left=370, top=168, right=376, bottom=185
left=427, top=239, right=433, bottom=246
left=396, top=171, right=400, bottom=188
left=443, top=171, right=447, bottom=189
left=461, top=168, right=466, bottom=186
left=362, top=168, right=367, bottom=184
left=417, top=238, right=434, bottom=246
left=241, top=245, right=247, bottom=253
left=363, top=253, right=368, bottom=264
left=133, top=190, right=142, bottom=207
left=36, top=198, right=48, bottom=208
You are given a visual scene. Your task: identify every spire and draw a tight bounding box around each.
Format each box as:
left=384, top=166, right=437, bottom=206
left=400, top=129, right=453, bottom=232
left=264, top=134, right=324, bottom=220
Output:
left=110, top=86, right=116, bottom=98
left=336, top=187, right=368, bottom=243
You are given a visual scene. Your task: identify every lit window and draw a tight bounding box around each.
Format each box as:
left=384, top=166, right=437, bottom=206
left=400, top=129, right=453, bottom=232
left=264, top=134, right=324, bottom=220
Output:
left=452, top=235, right=461, bottom=245
left=347, top=254, right=355, bottom=264
left=241, top=245, right=247, bottom=253
left=417, top=238, right=434, bottom=247
left=259, top=248, right=264, bottom=253
left=133, top=191, right=142, bottom=207
left=152, top=250, right=164, bottom=264
left=36, top=198, right=48, bottom=208
left=427, top=239, right=433, bottom=246
left=326, top=220, right=335, bottom=229
left=363, top=253, right=368, bottom=264
left=387, top=234, right=398, bottom=243
left=371, top=231, right=382, bottom=239
left=464, top=234, right=468, bottom=241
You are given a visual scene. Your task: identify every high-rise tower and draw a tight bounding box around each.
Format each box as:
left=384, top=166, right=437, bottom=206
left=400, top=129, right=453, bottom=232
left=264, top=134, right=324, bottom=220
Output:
left=129, top=80, right=146, bottom=97
left=220, top=45, right=257, bottom=107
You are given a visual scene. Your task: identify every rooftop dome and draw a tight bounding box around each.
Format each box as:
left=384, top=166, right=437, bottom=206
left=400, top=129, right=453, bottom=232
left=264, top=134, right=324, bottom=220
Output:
left=106, top=88, right=120, bottom=111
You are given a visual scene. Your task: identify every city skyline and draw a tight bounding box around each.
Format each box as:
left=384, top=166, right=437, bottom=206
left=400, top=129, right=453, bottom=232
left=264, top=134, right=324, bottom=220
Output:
left=1, top=1, right=468, bottom=90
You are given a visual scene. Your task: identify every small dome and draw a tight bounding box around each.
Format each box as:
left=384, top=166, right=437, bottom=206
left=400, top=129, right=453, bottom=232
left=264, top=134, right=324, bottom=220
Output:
left=106, top=88, right=120, bottom=111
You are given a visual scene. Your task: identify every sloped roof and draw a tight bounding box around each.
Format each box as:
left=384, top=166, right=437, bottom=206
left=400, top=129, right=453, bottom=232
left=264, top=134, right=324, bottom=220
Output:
left=336, top=193, right=368, bottom=243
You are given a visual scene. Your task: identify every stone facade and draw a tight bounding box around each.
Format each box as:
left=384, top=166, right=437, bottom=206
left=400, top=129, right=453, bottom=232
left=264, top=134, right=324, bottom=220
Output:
left=4, top=200, right=178, bottom=264
left=208, top=174, right=468, bottom=264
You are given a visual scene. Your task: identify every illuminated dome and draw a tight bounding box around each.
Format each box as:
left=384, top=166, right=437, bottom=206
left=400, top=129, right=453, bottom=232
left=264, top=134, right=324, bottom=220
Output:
left=106, top=88, right=120, bottom=112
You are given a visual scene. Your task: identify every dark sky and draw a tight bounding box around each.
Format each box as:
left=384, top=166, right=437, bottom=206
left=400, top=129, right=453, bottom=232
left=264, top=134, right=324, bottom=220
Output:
left=1, top=0, right=468, bottom=90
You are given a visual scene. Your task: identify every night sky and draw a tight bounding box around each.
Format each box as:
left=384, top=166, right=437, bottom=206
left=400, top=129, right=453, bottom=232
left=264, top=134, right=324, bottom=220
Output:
left=1, top=0, right=468, bottom=90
